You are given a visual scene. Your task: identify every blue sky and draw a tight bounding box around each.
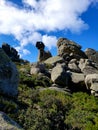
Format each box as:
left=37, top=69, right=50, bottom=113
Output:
left=0, top=0, right=98, bottom=62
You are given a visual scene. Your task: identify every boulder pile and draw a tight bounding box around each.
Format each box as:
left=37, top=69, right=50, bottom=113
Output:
left=31, top=37, right=98, bottom=96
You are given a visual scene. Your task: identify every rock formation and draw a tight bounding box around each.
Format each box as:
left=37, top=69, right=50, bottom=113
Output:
left=57, top=37, right=87, bottom=60
left=0, top=48, right=19, bottom=97
left=32, top=37, right=98, bottom=96
left=2, top=43, right=20, bottom=62
left=36, top=41, right=52, bottom=62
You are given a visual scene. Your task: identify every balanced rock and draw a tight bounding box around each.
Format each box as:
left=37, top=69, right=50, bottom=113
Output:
left=36, top=41, right=52, bottom=62
left=57, top=37, right=87, bottom=60
left=0, top=48, right=19, bottom=97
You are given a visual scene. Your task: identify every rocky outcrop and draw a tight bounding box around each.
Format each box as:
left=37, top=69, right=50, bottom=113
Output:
left=36, top=41, right=52, bottom=62
left=0, top=112, right=23, bottom=130
left=57, top=37, right=87, bottom=60
left=85, top=74, right=98, bottom=96
left=85, top=48, right=98, bottom=64
left=35, top=37, right=98, bottom=96
left=0, top=48, right=19, bottom=97
left=2, top=43, right=20, bottom=62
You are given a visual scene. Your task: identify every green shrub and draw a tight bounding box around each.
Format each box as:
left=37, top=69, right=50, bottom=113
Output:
left=35, top=76, right=52, bottom=88
left=13, top=89, right=71, bottom=130
left=65, top=92, right=98, bottom=130
left=0, top=95, right=18, bottom=113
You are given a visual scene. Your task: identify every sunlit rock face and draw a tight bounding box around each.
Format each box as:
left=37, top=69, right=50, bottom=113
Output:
left=57, top=37, right=87, bottom=60
left=85, top=48, right=98, bottom=65
left=85, top=74, right=98, bottom=96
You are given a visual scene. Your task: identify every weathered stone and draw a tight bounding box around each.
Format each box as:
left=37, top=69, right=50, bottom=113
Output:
left=70, top=72, right=85, bottom=84
left=36, top=41, right=52, bottom=62
left=51, top=64, right=69, bottom=87
left=57, top=37, right=82, bottom=49
left=44, top=56, right=64, bottom=66
left=57, top=37, right=87, bottom=60
left=85, top=74, right=98, bottom=96
left=30, top=62, right=45, bottom=75
left=68, top=59, right=81, bottom=73
left=0, top=48, right=19, bottom=97
left=0, top=112, right=23, bottom=130
left=69, top=72, right=87, bottom=92
left=79, top=59, right=98, bottom=75
left=85, top=48, right=98, bottom=64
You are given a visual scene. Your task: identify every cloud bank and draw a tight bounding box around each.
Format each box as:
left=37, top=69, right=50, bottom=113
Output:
left=0, top=0, right=97, bottom=56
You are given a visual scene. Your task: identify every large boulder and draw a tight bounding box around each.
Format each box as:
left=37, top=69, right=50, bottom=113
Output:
left=57, top=37, right=87, bottom=60
left=85, top=74, right=98, bottom=96
left=0, top=48, right=19, bottom=97
left=51, top=64, right=69, bottom=87
left=70, top=72, right=85, bottom=84
left=44, top=56, right=64, bottom=66
left=0, top=112, right=23, bottom=130
left=70, top=72, right=87, bottom=92
left=79, top=59, right=98, bottom=75
left=85, top=48, right=98, bottom=64
left=30, top=62, right=46, bottom=75
left=68, top=59, right=81, bottom=73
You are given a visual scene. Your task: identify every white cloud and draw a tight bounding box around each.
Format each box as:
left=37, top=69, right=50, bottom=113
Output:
left=15, top=46, right=31, bottom=58
left=42, top=35, right=57, bottom=49
left=0, top=0, right=98, bottom=57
